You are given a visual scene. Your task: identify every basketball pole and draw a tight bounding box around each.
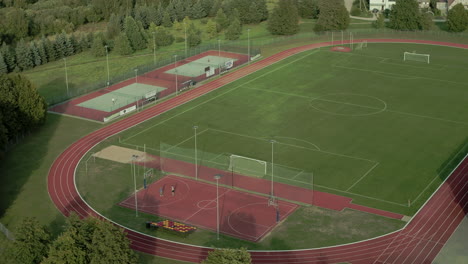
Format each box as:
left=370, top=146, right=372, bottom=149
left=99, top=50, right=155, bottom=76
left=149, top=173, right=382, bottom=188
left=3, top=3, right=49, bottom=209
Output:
left=193, top=125, right=198, bottom=180
left=132, top=154, right=138, bottom=217
left=270, top=140, right=276, bottom=200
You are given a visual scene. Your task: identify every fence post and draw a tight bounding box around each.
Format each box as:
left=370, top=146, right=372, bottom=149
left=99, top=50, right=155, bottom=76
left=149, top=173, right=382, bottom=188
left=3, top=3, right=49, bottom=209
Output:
left=0, top=222, right=15, bottom=241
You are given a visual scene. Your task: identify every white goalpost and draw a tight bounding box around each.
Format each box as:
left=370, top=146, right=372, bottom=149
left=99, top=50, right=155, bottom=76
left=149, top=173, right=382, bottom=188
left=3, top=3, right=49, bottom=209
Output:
left=228, top=154, right=267, bottom=178
left=403, top=52, right=430, bottom=64
left=355, top=40, right=367, bottom=50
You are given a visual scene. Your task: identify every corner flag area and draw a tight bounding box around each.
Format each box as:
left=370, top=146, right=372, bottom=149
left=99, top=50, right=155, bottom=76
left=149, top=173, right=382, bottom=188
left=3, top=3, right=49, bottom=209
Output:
left=119, top=175, right=298, bottom=242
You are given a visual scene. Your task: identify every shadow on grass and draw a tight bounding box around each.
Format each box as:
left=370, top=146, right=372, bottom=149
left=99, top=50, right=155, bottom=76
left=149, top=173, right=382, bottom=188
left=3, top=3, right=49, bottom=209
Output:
left=38, top=76, right=79, bottom=105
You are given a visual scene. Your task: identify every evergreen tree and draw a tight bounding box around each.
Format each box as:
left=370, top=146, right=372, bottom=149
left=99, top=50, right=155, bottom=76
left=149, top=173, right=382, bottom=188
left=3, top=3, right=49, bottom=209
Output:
left=15, top=39, right=34, bottom=71
left=190, top=0, right=207, bottom=19
left=256, top=0, right=269, bottom=22
left=209, top=0, right=222, bottom=17
left=44, top=38, right=57, bottom=62
left=38, top=38, right=48, bottom=64
left=124, top=16, right=147, bottom=50
left=91, top=34, right=106, bottom=57
left=6, top=218, right=51, bottom=264
left=107, top=13, right=122, bottom=39
left=225, top=17, right=242, bottom=40
left=65, top=35, right=75, bottom=57
left=446, top=3, right=468, bottom=32
left=215, top=8, right=229, bottom=32
left=0, top=53, right=7, bottom=75
left=389, top=0, right=420, bottom=30
left=187, top=23, right=202, bottom=47
left=298, top=0, right=320, bottom=19
left=165, top=0, right=177, bottom=22
left=30, top=43, right=41, bottom=67
left=154, top=3, right=165, bottom=26
left=419, top=12, right=434, bottom=30
left=134, top=4, right=150, bottom=29
left=174, top=0, right=188, bottom=21
left=202, top=248, right=251, bottom=264
left=79, top=36, right=90, bottom=51
left=1, top=42, right=16, bottom=72
left=54, top=32, right=68, bottom=59
left=201, top=0, right=214, bottom=16
left=268, top=0, right=300, bottom=35
left=162, top=11, right=174, bottom=27
left=205, top=19, right=218, bottom=39
left=69, top=34, right=79, bottom=54
left=313, top=0, right=350, bottom=32
left=114, top=33, right=134, bottom=55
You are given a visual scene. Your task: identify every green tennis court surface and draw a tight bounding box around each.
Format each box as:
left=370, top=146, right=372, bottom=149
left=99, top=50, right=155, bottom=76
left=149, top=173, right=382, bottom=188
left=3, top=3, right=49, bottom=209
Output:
left=77, top=83, right=166, bottom=112
left=165, top=55, right=238, bottom=77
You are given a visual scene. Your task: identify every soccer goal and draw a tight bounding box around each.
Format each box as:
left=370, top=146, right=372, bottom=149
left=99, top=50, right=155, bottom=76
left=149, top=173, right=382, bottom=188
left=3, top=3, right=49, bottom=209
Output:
left=228, top=154, right=267, bottom=178
left=403, top=52, right=430, bottom=64
left=355, top=41, right=367, bottom=50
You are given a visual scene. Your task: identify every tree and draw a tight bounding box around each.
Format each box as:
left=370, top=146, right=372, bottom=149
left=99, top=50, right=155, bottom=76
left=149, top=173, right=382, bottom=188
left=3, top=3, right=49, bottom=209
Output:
left=154, top=26, right=175, bottom=46
left=389, top=0, right=420, bottom=30
left=15, top=39, right=33, bottom=71
left=268, top=0, right=300, bottom=35
left=114, top=33, right=134, bottom=55
left=107, top=13, right=122, bottom=39
left=30, top=43, right=41, bottom=67
left=225, top=17, right=242, bottom=40
left=6, top=218, right=51, bottom=264
left=205, top=19, right=218, bottom=39
left=54, top=32, right=68, bottom=59
left=44, top=38, right=57, bottom=62
left=65, top=35, right=75, bottom=57
left=190, top=0, right=207, bottom=19
left=215, top=8, right=229, bottom=32
left=419, top=12, right=434, bottom=30
left=313, top=0, right=350, bottom=32
left=2, top=8, right=29, bottom=42
left=1, top=42, right=16, bottom=72
left=37, top=39, right=48, bottom=64
left=446, top=3, right=468, bottom=32
left=91, top=34, right=105, bottom=57
left=373, top=13, right=385, bottom=29
left=162, top=11, right=174, bottom=27
left=298, top=0, right=320, bottom=19
left=124, top=16, right=147, bottom=50
left=187, top=23, right=202, bottom=47
left=0, top=53, right=7, bottom=75
left=42, top=229, right=87, bottom=264
left=202, top=248, right=252, bottom=264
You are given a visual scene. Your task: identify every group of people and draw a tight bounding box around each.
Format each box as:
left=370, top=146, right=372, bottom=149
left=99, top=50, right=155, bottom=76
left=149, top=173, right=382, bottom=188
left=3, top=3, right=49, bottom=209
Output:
left=160, top=185, right=175, bottom=197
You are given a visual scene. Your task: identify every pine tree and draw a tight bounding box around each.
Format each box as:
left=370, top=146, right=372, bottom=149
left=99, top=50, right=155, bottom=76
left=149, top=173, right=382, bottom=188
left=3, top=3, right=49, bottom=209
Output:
left=54, top=32, right=67, bottom=59
left=65, top=35, right=75, bottom=57
left=209, top=0, right=221, bottom=17
left=162, top=11, right=173, bottom=27
left=215, top=8, right=229, bottom=32
left=1, top=42, right=16, bottom=72
left=124, top=16, right=147, bottom=50
left=114, top=33, right=134, bottom=55
left=268, top=0, right=300, bottom=35
left=91, top=34, right=106, bottom=57
left=38, top=38, right=48, bottom=64
left=154, top=3, right=164, bottom=26
left=190, top=0, right=206, bottom=19
left=165, top=0, right=177, bottom=22
left=0, top=53, right=7, bottom=75
left=44, top=38, right=57, bottom=62
left=225, top=17, right=242, bottom=40
left=69, top=34, right=79, bottom=54
left=201, top=0, right=214, bottom=16
left=174, top=0, right=187, bottom=21
left=30, top=43, right=41, bottom=67
left=256, top=0, right=269, bottom=21
left=447, top=3, right=468, bottom=32
left=15, top=39, right=34, bottom=71
left=107, top=13, right=122, bottom=39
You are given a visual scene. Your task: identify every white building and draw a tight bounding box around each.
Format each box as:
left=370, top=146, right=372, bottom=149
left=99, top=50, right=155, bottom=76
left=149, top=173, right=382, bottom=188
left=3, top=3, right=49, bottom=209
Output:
left=369, top=0, right=396, bottom=11
left=369, top=0, right=466, bottom=13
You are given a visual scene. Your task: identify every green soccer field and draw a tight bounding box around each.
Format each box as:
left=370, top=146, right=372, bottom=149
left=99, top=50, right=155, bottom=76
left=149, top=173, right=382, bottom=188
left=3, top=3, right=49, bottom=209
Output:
left=114, top=43, right=468, bottom=216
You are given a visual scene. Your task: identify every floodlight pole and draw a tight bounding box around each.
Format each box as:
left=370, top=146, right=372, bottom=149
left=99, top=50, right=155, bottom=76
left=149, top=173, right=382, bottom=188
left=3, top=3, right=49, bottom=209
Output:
left=134, top=69, right=138, bottom=85
left=184, top=22, right=187, bottom=58
left=218, top=39, right=221, bottom=75
left=152, top=32, right=156, bottom=66
left=132, top=154, right=139, bottom=217
left=63, top=57, right=69, bottom=96
left=174, top=55, right=178, bottom=95
left=341, top=30, right=344, bottom=45
left=193, top=125, right=198, bottom=180
left=270, top=140, right=276, bottom=198
left=105, top=45, right=110, bottom=86
left=214, top=174, right=223, bottom=240
left=247, top=28, right=251, bottom=65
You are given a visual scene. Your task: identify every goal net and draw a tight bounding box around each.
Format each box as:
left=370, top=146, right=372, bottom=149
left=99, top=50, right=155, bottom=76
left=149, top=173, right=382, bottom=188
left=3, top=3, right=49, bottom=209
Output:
left=228, top=154, right=267, bottom=178
left=355, top=41, right=367, bottom=50
left=403, top=52, right=430, bottom=64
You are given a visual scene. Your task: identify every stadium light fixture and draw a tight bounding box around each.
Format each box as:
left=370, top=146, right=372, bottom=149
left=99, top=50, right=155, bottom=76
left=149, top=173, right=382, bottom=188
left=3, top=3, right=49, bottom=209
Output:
left=247, top=29, right=251, bottom=65
left=174, top=55, right=178, bottom=95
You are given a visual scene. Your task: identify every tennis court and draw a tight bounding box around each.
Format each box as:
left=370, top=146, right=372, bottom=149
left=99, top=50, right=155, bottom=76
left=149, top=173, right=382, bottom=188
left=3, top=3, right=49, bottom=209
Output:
left=165, top=55, right=238, bottom=77
left=77, top=83, right=166, bottom=112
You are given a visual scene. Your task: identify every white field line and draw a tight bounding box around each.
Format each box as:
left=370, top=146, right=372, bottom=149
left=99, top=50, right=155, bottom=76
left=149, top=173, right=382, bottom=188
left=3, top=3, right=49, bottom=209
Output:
left=291, top=170, right=305, bottom=180
left=164, top=129, right=209, bottom=153
left=346, top=162, right=380, bottom=192
left=183, top=189, right=231, bottom=223
left=386, top=109, right=468, bottom=126
left=411, top=145, right=468, bottom=205
left=333, top=64, right=467, bottom=86
left=209, top=152, right=229, bottom=162
left=121, top=50, right=320, bottom=142
left=209, top=127, right=377, bottom=163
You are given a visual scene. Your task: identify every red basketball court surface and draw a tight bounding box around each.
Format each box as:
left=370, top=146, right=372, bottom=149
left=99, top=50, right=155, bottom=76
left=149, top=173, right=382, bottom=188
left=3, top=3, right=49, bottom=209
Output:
left=119, top=175, right=298, bottom=242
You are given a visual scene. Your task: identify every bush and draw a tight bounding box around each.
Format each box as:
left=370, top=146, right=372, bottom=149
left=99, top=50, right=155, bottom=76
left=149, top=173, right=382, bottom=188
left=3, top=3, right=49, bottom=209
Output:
left=200, top=18, right=208, bottom=24
left=175, top=36, right=185, bottom=43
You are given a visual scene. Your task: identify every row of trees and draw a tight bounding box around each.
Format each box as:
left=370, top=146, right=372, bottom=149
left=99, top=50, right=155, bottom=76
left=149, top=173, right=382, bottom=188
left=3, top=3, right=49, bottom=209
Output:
left=1, top=214, right=137, bottom=264
left=0, top=74, right=47, bottom=158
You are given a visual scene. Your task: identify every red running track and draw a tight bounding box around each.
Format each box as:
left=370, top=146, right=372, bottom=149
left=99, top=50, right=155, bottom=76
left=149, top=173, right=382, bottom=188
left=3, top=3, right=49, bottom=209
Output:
left=48, top=39, right=468, bottom=263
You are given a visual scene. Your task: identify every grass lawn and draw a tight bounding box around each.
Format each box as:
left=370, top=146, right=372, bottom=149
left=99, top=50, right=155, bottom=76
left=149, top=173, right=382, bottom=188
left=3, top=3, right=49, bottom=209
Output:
left=75, top=42, right=467, bottom=249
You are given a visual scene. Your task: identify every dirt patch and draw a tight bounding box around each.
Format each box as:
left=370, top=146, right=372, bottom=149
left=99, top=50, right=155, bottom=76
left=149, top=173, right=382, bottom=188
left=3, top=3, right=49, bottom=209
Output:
left=93, top=145, right=155, bottom=164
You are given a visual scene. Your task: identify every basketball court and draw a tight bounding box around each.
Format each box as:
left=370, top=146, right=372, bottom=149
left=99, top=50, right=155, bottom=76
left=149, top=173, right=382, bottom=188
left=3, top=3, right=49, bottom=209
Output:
left=119, top=175, right=298, bottom=242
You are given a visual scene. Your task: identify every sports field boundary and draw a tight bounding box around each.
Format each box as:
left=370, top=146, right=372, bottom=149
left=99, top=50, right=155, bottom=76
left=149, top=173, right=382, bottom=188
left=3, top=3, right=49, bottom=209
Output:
left=48, top=39, right=468, bottom=263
